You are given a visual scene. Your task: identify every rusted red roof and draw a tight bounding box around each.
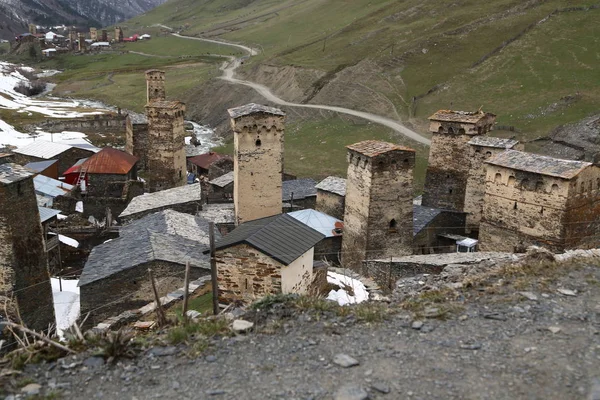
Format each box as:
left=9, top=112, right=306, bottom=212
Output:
left=188, top=152, right=230, bottom=170
left=346, top=140, right=414, bottom=157
left=66, top=147, right=137, bottom=175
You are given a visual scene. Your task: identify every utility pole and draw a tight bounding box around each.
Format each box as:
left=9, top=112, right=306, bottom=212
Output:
left=182, top=261, right=190, bottom=326
left=209, top=222, right=219, bottom=315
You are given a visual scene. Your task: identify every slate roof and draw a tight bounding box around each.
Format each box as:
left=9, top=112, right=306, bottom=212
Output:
left=429, top=110, right=496, bottom=124
left=38, top=206, right=61, bottom=224
left=64, top=147, right=137, bottom=175
left=79, top=230, right=210, bottom=286
left=188, top=152, right=229, bottom=170
left=485, top=150, right=592, bottom=179
left=468, top=136, right=519, bottom=149
left=120, top=209, right=219, bottom=247
left=347, top=140, right=414, bottom=157
left=288, top=209, right=342, bottom=238
left=282, top=179, right=317, bottom=201
left=119, top=183, right=202, bottom=218
left=24, top=159, right=58, bottom=173
left=14, top=141, right=72, bottom=159
left=0, top=163, right=34, bottom=185
left=209, top=171, right=234, bottom=188
left=214, top=213, right=325, bottom=266
left=228, top=103, right=285, bottom=119
left=413, top=205, right=443, bottom=236
left=127, top=112, right=148, bottom=124
left=315, top=176, right=346, bottom=197
left=197, top=203, right=235, bottom=224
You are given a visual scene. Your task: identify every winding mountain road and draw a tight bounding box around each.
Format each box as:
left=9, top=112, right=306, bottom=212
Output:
left=169, top=31, right=431, bottom=146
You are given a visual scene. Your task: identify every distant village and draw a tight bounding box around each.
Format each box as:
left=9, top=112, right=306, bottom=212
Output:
left=1, top=65, right=599, bottom=337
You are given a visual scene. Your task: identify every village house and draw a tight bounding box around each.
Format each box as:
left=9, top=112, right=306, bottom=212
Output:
left=288, top=209, right=343, bottom=263
left=0, top=164, right=55, bottom=332
left=315, top=176, right=346, bottom=220
left=214, top=213, right=324, bottom=304
left=119, top=183, right=202, bottom=223
left=341, top=140, right=416, bottom=274
left=412, top=205, right=467, bottom=255
left=422, top=109, right=497, bottom=211
left=62, top=147, right=138, bottom=197
left=187, top=152, right=233, bottom=178
left=0, top=153, right=15, bottom=165
left=33, top=174, right=74, bottom=207
left=13, top=140, right=98, bottom=176
left=24, top=159, right=59, bottom=179
left=207, top=171, right=234, bottom=203
left=197, top=203, right=235, bottom=236
left=479, top=150, right=600, bottom=252
left=282, top=178, right=317, bottom=211
left=230, top=103, right=285, bottom=225
left=79, top=209, right=217, bottom=326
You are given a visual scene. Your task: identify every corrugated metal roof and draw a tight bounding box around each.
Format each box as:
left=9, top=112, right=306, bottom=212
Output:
left=14, top=141, right=72, bottom=159
left=288, top=209, right=342, bottom=238
left=0, top=163, right=34, bottom=185
left=429, top=110, right=496, bottom=124
left=347, top=140, right=414, bottom=157
left=228, top=103, right=285, bottom=119
left=38, top=206, right=60, bottom=223
left=24, top=159, right=58, bottom=173
left=468, top=136, right=519, bottom=149
left=214, top=213, right=325, bottom=266
left=66, top=147, right=137, bottom=175
left=315, top=176, right=346, bottom=196
left=209, top=171, right=234, bottom=188
left=33, top=175, right=73, bottom=197
left=188, top=152, right=229, bottom=170
left=282, top=179, right=317, bottom=201
left=485, top=150, right=592, bottom=179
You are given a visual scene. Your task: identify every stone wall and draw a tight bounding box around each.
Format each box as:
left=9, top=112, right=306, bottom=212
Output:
left=314, top=236, right=342, bottom=264
left=13, top=147, right=96, bottom=176
left=564, top=165, right=600, bottom=249
left=125, top=116, right=149, bottom=170
left=413, top=211, right=467, bottom=255
left=283, top=196, right=316, bottom=213
left=29, top=114, right=126, bottom=134
left=232, top=113, right=284, bottom=224
left=207, top=183, right=233, bottom=203
left=87, top=171, right=136, bottom=197
left=316, top=190, right=345, bottom=220
left=80, top=260, right=208, bottom=328
left=0, top=176, right=54, bottom=331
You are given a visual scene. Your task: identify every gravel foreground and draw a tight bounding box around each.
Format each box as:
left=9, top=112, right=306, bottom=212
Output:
left=7, top=262, right=600, bottom=400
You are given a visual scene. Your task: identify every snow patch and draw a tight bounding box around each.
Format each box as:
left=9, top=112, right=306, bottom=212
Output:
left=326, top=271, right=369, bottom=306
left=51, top=278, right=80, bottom=339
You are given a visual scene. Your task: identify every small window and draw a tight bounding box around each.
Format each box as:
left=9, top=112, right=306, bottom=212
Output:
left=535, top=181, right=544, bottom=192
left=378, top=161, right=385, bottom=168
left=448, top=127, right=454, bottom=134
left=17, top=182, right=23, bottom=196
left=551, top=183, right=559, bottom=193
left=389, top=219, right=397, bottom=232
left=540, top=207, right=544, bottom=215
left=449, top=188, right=453, bottom=194
left=458, top=128, right=466, bottom=135
left=513, top=202, right=518, bottom=210
left=494, top=173, right=502, bottom=183
left=255, top=139, right=262, bottom=147
left=403, top=159, right=409, bottom=167
left=485, top=151, right=492, bottom=158
left=508, top=176, right=516, bottom=186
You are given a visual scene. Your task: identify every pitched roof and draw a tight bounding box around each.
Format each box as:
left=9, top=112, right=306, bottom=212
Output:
left=65, top=147, right=137, bottom=175
left=188, top=152, right=229, bottom=170
left=79, top=230, right=210, bottom=286
left=0, top=163, right=34, bottom=185
left=119, top=183, right=202, bottom=218
left=429, top=110, right=496, bottom=124
left=14, top=141, right=72, bottom=159
left=468, top=136, right=519, bottom=149
left=197, top=203, right=235, bottom=224
left=228, top=103, right=285, bottom=119
left=413, top=205, right=443, bottom=236
left=346, top=140, right=414, bottom=157
left=24, top=159, right=58, bottom=173
left=38, top=206, right=60, bottom=223
left=282, top=179, right=317, bottom=201
left=485, top=150, right=592, bottom=179
left=315, top=176, right=346, bottom=196
left=214, top=213, right=325, bottom=266
left=209, top=171, right=234, bottom=188
left=288, top=209, right=342, bottom=238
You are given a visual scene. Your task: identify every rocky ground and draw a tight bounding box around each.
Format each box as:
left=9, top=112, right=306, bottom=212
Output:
left=3, top=252, right=600, bottom=400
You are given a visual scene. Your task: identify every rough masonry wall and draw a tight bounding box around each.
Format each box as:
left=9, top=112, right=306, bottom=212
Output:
left=479, top=165, right=569, bottom=252
left=315, top=190, right=345, bottom=220
left=215, top=244, right=283, bottom=304
left=281, top=249, right=314, bottom=295
left=233, top=113, right=284, bottom=224
left=80, top=261, right=207, bottom=328
left=125, top=117, right=148, bottom=170
left=146, top=70, right=166, bottom=103
left=0, top=178, right=54, bottom=331
left=564, top=166, right=600, bottom=249
left=29, top=114, right=126, bottom=134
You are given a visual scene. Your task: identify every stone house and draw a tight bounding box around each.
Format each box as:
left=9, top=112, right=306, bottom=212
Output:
left=341, top=140, right=416, bottom=274
left=33, top=174, right=74, bottom=207
left=119, top=183, right=202, bottom=223
left=422, top=110, right=497, bottom=211
left=288, top=209, right=343, bottom=263
left=413, top=205, right=467, bottom=255
left=214, top=213, right=325, bottom=304
left=479, top=150, right=600, bottom=252
left=125, top=113, right=149, bottom=170
left=282, top=178, right=317, bottom=212
left=0, top=164, right=54, bottom=331
left=230, top=103, right=285, bottom=225
left=197, top=203, right=235, bottom=236
left=13, top=140, right=98, bottom=176
left=315, top=176, right=346, bottom=220
left=207, top=171, right=234, bottom=203
left=464, top=136, right=520, bottom=235
left=24, top=159, right=59, bottom=179
left=63, top=147, right=138, bottom=196
left=187, top=152, right=233, bottom=178
left=0, top=153, right=15, bottom=165
left=79, top=209, right=216, bottom=326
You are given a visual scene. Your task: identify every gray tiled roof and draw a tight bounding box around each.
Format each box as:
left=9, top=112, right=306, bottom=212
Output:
left=228, top=103, right=285, bottom=119
left=282, top=179, right=317, bottom=201
left=486, top=150, right=592, bottom=179
left=197, top=203, right=235, bottom=224
left=315, top=176, right=346, bottom=196
left=209, top=171, right=234, bottom=188
left=119, top=184, right=202, bottom=218
left=0, top=163, right=34, bottom=185
left=413, top=205, right=443, bottom=236
left=468, top=136, right=519, bottom=149
left=79, top=230, right=210, bottom=286
left=214, top=213, right=325, bottom=266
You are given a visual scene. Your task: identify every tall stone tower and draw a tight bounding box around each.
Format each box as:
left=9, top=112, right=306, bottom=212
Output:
left=90, top=27, right=97, bottom=41
left=115, top=27, right=124, bottom=42
left=28, top=24, right=37, bottom=35
left=341, top=140, right=415, bottom=273
left=229, top=103, right=285, bottom=225
left=146, top=69, right=166, bottom=103
left=78, top=33, right=87, bottom=52
left=0, top=164, right=54, bottom=331
left=69, top=30, right=78, bottom=50
left=101, top=29, right=108, bottom=42
left=422, top=110, right=496, bottom=211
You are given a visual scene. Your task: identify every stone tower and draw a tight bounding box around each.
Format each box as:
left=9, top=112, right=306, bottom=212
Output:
left=228, top=103, right=285, bottom=225
left=115, top=26, right=124, bottom=42
left=0, top=164, right=54, bottom=331
left=28, top=24, right=37, bottom=35
left=341, top=140, right=415, bottom=273
left=422, top=110, right=496, bottom=211
left=145, top=101, right=187, bottom=191
left=78, top=33, right=87, bottom=52
left=90, top=27, right=97, bottom=41
left=101, top=29, right=108, bottom=42
left=69, top=30, right=78, bottom=50
left=146, top=69, right=166, bottom=104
